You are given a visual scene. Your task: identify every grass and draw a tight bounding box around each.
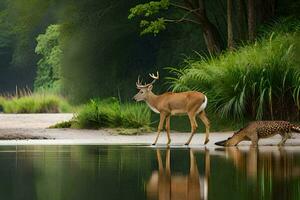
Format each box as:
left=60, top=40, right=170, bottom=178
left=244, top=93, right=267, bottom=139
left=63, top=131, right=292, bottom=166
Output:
left=167, top=19, right=300, bottom=121
left=52, top=98, right=152, bottom=134
left=0, top=93, right=72, bottom=113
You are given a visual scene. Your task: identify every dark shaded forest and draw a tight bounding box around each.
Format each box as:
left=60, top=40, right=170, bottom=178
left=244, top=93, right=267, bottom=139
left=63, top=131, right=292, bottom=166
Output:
left=0, top=0, right=299, bottom=103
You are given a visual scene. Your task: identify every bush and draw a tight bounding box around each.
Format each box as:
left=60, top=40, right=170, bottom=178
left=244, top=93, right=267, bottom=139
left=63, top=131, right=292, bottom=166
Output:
left=0, top=94, right=72, bottom=113
left=0, top=97, right=5, bottom=112
left=74, top=98, right=151, bottom=129
left=168, top=25, right=300, bottom=120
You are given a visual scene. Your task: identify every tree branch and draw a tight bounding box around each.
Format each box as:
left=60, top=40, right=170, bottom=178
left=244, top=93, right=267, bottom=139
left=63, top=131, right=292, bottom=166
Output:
left=184, top=0, right=196, bottom=9
left=169, top=2, right=191, bottom=11
left=164, top=18, right=201, bottom=25
left=164, top=5, right=201, bottom=25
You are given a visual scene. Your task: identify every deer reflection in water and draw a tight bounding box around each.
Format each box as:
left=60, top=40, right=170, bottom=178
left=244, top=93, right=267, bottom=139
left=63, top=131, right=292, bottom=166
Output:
left=221, top=147, right=300, bottom=199
left=224, top=147, right=300, bottom=180
left=147, top=149, right=210, bottom=200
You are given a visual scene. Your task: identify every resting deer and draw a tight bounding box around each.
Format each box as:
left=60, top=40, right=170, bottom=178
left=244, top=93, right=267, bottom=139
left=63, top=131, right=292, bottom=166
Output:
left=133, top=72, right=210, bottom=145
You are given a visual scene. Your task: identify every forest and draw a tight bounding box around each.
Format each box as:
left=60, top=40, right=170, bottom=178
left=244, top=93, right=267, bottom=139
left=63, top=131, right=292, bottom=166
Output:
left=0, top=0, right=299, bottom=130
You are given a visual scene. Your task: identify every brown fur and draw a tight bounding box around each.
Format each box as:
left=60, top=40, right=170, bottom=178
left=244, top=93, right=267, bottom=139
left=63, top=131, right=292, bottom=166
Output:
left=147, top=149, right=210, bottom=200
left=134, top=74, right=210, bottom=145
left=215, top=121, right=300, bottom=146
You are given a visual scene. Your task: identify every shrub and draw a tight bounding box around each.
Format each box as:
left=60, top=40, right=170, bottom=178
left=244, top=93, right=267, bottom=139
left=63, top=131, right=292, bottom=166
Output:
left=0, top=94, right=72, bottom=113
left=0, top=97, right=5, bottom=112
left=168, top=27, right=300, bottom=120
left=75, top=98, right=151, bottom=129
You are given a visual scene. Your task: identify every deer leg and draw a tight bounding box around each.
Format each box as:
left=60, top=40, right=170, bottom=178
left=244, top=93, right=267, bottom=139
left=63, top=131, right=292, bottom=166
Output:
left=287, top=132, right=295, bottom=139
left=156, top=149, right=163, bottom=172
left=249, top=133, right=258, bottom=147
left=165, top=115, right=171, bottom=145
left=166, top=148, right=171, bottom=176
left=185, top=113, right=197, bottom=145
left=278, top=133, right=289, bottom=146
left=189, top=150, right=198, bottom=174
left=204, top=148, right=210, bottom=189
left=152, top=113, right=166, bottom=145
left=199, top=111, right=210, bottom=145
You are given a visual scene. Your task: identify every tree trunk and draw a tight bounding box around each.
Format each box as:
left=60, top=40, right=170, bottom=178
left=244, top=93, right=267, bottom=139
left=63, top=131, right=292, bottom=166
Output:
left=202, top=22, right=222, bottom=54
left=237, top=0, right=246, bottom=41
left=227, top=0, right=234, bottom=49
left=248, top=0, right=256, bottom=41
left=257, top=0, right=276, bottom=24
left=187, top=0, right=222, bottom=54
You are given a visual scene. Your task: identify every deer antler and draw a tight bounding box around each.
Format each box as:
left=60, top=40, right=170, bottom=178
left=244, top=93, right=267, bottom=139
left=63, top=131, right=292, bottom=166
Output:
left=136, top=71, right=159, bottom=89
left=136, top=75, right=144, bottom=88
left=148, top=71, right=159, bottom=85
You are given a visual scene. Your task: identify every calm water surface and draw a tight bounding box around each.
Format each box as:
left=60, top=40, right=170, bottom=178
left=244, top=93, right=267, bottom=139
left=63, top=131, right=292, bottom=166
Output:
left=0, top=145, right=299, bottom=200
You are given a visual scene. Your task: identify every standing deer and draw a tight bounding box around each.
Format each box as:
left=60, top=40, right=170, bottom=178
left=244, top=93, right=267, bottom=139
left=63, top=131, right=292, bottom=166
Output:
left=146, top=149, right=210, bottom=200
left=133, top=72, right=210, bottom=145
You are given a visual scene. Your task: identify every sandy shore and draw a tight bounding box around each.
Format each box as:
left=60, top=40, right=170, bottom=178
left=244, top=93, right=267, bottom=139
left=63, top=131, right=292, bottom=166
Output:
left=0, top=113, right=300, bottom=147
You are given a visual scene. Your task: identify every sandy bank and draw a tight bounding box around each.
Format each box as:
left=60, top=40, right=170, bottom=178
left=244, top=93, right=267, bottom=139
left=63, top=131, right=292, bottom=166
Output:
left=0, top=114, right=300, bottom=147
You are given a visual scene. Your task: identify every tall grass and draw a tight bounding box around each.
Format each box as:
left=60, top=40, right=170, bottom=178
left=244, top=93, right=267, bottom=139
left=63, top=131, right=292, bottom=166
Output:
left=0, top=93, right=72, bottom=113
left=168, top=21, right=300, bottom=120
left=74, top=98, right=151, bottom=129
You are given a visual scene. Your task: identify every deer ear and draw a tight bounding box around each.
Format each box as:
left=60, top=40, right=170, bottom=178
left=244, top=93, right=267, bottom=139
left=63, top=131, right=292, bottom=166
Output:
left=148, top=85, right=153, bottom=91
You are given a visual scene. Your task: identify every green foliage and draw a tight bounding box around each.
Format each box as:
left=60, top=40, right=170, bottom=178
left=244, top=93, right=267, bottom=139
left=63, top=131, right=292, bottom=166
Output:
left=0, top=0, right=60, bottom=92
left=49, top=120, right=73, bottom=128
left=128, top=0, right=169, bottom=36
left=0, top=94, right=72, bottom=113
left=34, top=24, right=62, bottom=92
left=0, top=6, right=12, bottom=49
left=140, top=18, right=166, bottom=35
left=258, top=17, right=300, bottom=36
left=59, top=0, right=164, bottom=102
left=73, top=98, right=151, bottom=130
left=168, top=26, right=300, bottom=120
left=128, top=0, right=169, bottom=19
left=0, top=96, right=5, bottom=112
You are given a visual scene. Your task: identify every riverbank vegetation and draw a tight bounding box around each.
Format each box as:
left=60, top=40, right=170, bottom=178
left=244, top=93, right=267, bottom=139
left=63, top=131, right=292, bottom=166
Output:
left=168, top=19, right=300, bottom=121
left=0, top=93, right=71, bottom=113
left=51, top=98, right=152, bottom=134
left=0, top=1, right=299, bottom=132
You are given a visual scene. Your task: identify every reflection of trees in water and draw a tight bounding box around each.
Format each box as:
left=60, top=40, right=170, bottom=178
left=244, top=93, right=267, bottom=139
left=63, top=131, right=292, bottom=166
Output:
left=0, top=146, right=155, bottom=200
left=0, top=146, right=37, bottom=199
left=223, top=147, right=300, bottom=199
left=0, top=146, right=299, bottom=200
left=147, top=149, right=210, bottom=200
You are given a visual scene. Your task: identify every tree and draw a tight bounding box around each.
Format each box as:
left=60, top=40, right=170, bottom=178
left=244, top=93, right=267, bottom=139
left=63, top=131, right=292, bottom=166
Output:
left=227, top=0, right=234, bottom=49
left=247, top=0, right=256, bottom=41
left=0, top=0, right=60, bottom=92
left=34, top=24, right=62, bottom=91
left=128, top=0, right=222, bottom=54
left=236, top=0, right=246, bottom=41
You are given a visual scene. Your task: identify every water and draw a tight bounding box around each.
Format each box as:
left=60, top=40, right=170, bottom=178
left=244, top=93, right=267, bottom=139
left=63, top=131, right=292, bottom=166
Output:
left=0, top=145, right=299, bottom=200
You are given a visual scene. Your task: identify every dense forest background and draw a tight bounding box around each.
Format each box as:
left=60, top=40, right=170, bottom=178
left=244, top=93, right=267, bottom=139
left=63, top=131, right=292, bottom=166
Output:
left=0, top=0, right=299, bottom=103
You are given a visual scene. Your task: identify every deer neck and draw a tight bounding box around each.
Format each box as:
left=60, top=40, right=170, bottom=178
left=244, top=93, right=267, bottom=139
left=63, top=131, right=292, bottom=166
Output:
left=145, top=92, right=160, bottom=114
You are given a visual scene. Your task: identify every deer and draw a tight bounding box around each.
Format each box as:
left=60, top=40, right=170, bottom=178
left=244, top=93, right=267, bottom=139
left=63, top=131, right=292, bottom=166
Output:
left=133, top=72, right=210, bottom=145
left=146, top=149, right=210, bottom=200
left=217, top=147, right=300, bottom=181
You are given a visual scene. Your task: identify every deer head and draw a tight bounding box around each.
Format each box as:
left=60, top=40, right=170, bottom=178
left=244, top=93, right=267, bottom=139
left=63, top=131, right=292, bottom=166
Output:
left=133, top=71, right=159, bottom=102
